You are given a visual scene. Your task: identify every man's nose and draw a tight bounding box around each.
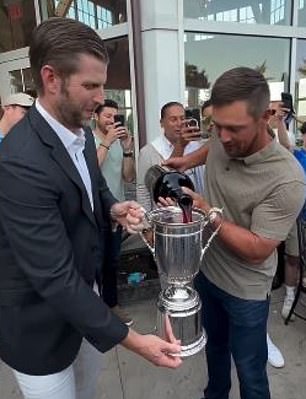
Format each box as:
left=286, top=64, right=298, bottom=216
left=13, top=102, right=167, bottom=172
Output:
left=94, top=87, right=104, bottom=105
left=219, top=128, right=231, bottom=143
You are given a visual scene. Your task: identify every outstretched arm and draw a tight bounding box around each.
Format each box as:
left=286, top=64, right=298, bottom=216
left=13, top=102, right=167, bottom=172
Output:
left=183, top=183, right=304, bottom=265
left=163, top=143, right=209, bottom=172
left=269, top=105, right=291, bottom=150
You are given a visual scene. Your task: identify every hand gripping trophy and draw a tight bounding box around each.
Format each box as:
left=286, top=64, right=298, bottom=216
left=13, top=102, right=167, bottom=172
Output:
left=141, top=165, right=222, bottom=357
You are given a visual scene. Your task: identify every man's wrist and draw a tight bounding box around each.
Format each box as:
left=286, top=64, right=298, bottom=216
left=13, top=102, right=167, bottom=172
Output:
left=121, top=329, right=142, bottom=351
left=123, top=150, right=134, bottom=157
left=207, top=207, right=223, bottom=231
left=99, top=143, right=110, bottom=150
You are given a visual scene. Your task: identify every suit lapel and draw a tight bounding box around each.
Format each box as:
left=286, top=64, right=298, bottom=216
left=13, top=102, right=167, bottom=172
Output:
left=28, top=107, right=97, bottom=228
left=83, top=128, right=104, bottom=227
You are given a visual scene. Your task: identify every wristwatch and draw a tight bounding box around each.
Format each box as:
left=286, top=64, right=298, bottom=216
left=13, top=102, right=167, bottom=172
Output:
left=207, top=207, right=223, bottom=230
left=123, top=151, right=133, bottom=157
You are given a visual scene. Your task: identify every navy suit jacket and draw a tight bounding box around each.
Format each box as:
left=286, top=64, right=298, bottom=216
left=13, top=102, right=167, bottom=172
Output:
left=0, top=106, right=128, bottom=374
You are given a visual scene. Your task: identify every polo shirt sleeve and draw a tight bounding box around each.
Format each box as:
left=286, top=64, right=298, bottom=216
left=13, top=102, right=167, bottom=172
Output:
left=251, top=180, right=306, bottom=241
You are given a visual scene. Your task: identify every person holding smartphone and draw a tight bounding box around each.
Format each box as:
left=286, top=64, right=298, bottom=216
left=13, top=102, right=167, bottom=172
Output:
left=137, top=101, right=205, bottom=212
left=270, top=102, right=306, bottom=322
left=93, top=99, right=135, bottom=326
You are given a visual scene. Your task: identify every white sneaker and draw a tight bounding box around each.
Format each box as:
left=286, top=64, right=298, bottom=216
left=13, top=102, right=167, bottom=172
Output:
left=281, top=294, right=295, bottom=321
left=267, top=334, right=285, bottom=368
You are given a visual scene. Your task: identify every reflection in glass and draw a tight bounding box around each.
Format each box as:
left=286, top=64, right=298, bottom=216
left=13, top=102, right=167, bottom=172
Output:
left=103, top=35, right=135, bottom=199
left=9, top=68, right=36, bottom=97
left=104, top=36, right=132, bottom=129
left=47, top=0, right=126, bottom=29
left=184, top=0, right=292, bottom=26
left=298, top=0, right=306, bottom=26
left=0, top=0, right=36, bottom=52
left=184, top=33, right=290, bottom=108
left=296, top=40, right=306, bottom=121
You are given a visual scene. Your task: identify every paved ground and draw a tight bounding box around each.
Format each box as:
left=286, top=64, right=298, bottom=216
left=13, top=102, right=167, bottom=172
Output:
left=1, top=287, right=306, bottom=399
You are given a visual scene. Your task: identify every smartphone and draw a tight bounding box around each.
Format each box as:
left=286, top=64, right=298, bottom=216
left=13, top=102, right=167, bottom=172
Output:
left=185, top=108, right=201, bottom=128
left=114, top=114, right=125, bottom=126
left=281, top=92, right=294, bottom=113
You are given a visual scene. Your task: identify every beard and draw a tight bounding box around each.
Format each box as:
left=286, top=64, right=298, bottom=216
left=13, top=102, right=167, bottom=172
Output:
left=56, top=81, right=85, bottom=130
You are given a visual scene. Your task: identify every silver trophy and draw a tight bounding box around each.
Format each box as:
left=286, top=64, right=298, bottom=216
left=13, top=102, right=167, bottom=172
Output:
left=141, top=206, right=219, bottom=357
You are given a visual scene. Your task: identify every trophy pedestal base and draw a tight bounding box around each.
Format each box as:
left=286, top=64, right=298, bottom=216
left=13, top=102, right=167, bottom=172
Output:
left=173, top=330, right=206, bottom=358
left=157, top=286, right=206, bottom=357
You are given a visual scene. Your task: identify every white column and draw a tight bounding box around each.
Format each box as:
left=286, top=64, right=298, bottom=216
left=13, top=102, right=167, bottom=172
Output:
left=140, top=0, right=184, bottom=144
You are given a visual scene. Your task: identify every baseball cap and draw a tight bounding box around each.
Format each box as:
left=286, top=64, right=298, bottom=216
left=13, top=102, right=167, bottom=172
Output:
left=2, top=92, right=34, bottom=108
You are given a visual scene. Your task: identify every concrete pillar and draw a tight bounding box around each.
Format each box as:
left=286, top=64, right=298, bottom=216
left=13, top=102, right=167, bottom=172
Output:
left=140, top=0, right=183, bottom=144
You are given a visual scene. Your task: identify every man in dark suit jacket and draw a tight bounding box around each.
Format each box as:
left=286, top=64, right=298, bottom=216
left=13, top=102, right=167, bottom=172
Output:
left=0, top=17, right=181, bottom=399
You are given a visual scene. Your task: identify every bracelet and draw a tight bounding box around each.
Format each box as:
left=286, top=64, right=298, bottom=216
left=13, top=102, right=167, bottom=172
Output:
left=99, top=143, right=110, bottom=150
left=123, top=151, right=133, bottom=157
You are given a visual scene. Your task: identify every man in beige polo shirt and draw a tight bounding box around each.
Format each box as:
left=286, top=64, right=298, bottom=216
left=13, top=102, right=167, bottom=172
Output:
left=165, top=67, right=305, bottom=399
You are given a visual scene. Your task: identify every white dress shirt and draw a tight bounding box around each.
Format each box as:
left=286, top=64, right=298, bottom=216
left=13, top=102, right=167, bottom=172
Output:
left=151, top=134, right=205, bottom=196
left=35, top=100, right=94, bottom=210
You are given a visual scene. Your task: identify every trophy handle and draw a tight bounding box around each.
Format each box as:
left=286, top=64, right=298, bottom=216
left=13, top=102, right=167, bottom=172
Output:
left=200, top=231, right=217, bottom=261
left=200, top=209, right=223, bottom=261
left=139, top=212, right=155, bottom=255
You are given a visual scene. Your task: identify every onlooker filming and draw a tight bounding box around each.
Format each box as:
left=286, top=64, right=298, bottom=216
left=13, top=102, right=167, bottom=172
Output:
left=274, top=107, right=306, bottom=315
left=93, top=99, right=135, bottom=326
left=201, top=99, right=214, bottom=137
left=137, top=101, right=205, bottom=211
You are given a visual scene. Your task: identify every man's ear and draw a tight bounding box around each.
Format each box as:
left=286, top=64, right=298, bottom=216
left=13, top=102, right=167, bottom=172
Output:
left=160, top=119, right=164, bottom=129
left=41, top=65, right=61, bottom=95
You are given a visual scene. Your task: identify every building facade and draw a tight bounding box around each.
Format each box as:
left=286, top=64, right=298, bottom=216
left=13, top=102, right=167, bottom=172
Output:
left=0, top=0, right=306, bottom=154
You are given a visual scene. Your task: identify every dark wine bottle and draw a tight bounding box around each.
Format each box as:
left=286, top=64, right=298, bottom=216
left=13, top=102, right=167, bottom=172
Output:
left=144, top=165, right=194, bottom=222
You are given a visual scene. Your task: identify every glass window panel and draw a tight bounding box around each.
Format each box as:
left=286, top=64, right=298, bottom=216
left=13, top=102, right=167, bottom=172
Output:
left=296, top=40, right=306, bottom=122
left=99, top=36, right=135, bottom=198
left=184, top=33, right=290, bottom=108
left=105, top=37, right=134, bottom=145
left=0, top=0, right=36, bottom=52
left=104, top=36, right=134, bottom=136
left=298, top=0, right=306, bottom=26
left=184, top=0, right=291, bottom=26
left=48, top=0, right=126, bottom=28
left=9, top=68, right=36, bottom=97
left=68, top=5, right=76, bottom=19
left=90, top=15, right=95, bottom=27
left=89, top=0, right=94, bottom=14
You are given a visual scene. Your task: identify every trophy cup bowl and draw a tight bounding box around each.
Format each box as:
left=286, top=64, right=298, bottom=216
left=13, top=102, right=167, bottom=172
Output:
left=142, top=206, right=209, bottom=285
left=141, top=206, right=215, bottom=357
